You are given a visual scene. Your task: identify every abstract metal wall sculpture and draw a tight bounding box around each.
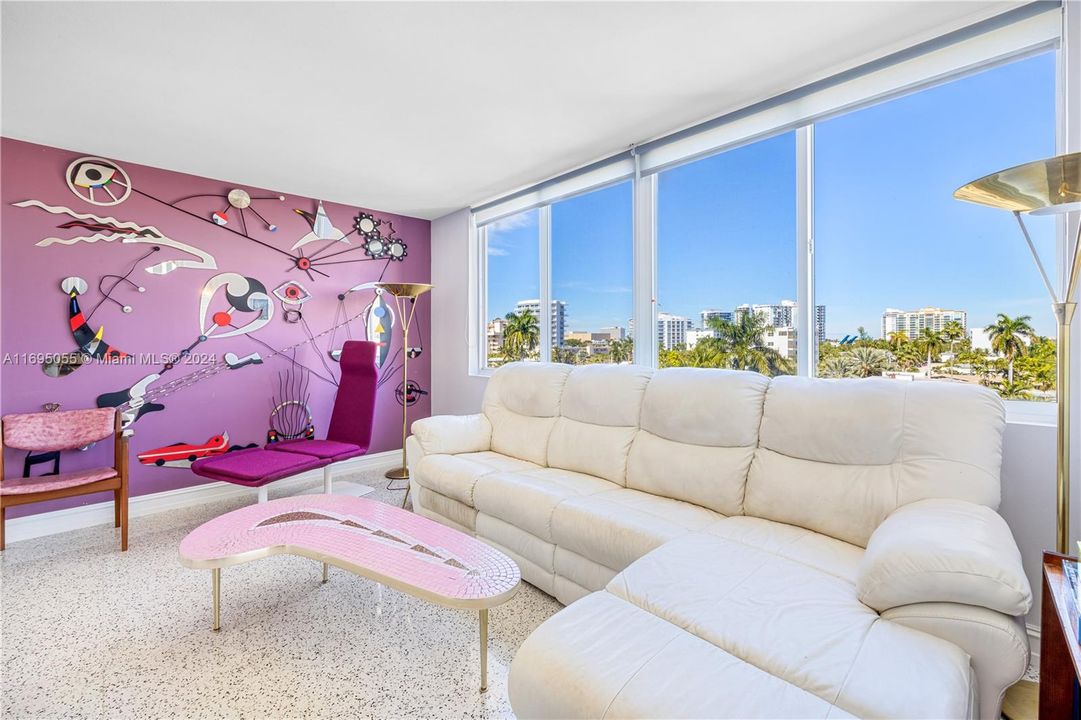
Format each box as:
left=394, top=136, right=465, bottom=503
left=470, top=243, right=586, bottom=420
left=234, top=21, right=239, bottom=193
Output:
left=172, top=187, right=285, bottom=233
left=292, top=201, right=348, bottom=251
left=137, top=432, right=259, bottom=468
left=67, top=282, right=129, bottom=361
left=13, top=200, right=217, bottom=274
left=66, top=157, right=132, bottom=206
left=97, top=272, right=273, bottom=427
left=326, top=282, right=396, bottom=368
left=7, top=142, right=430, bottom=477
left=266, top=363, right=315, bottom=443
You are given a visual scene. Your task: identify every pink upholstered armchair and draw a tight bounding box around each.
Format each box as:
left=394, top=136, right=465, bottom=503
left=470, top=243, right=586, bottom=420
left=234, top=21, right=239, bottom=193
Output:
left=1, top=408, right=129, bottom=551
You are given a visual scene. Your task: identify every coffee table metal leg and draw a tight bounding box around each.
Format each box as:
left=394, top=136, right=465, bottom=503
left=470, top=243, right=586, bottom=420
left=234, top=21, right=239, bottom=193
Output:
left=322, top=562, right=329, bottom=584
left=479, top=608, right=488, bottom=693
left=212, top=568, right=221, bottom=632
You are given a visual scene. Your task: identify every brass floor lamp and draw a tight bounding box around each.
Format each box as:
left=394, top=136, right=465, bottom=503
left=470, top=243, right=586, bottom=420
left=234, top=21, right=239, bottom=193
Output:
left=375, top=282, right=433, bottom=508
left=955, top=152, right=1081, bottom=554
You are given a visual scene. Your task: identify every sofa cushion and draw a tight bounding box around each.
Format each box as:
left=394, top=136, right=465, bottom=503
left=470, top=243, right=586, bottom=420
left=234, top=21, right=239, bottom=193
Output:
left=413, top=451, right=540, bottom=506
left=552, top=488, right=723, bottom=571
left=624, top=368, right=766, bottom=514
left=627, top=432, right=753, bottom=516
left=606, top=532, right=972, bottom=717
left=473, top=467, right=616, bottom=542
left=559, top=364, right=652, bottom=426
left=509, top=590, right=972, bottom=719
left=638, top=367, right=768, bottom=447
left=746, top=376, right=1004, bottom=546
left=546, top=365, right=651, bottom=485
left=547, top=418, right=638, bottom=486
left=509, top=591, right=855, bottom=720
left=701, top=516, right=864, bottom=586
left=482, top=362, right=573, bottom=465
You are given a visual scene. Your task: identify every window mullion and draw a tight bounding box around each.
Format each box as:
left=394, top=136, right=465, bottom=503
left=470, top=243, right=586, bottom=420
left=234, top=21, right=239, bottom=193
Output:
left=633, top=167, right=658, bottom=367
left=796, top=125, right=815, bottom=377
left=539, top=205, right=552, bottom=362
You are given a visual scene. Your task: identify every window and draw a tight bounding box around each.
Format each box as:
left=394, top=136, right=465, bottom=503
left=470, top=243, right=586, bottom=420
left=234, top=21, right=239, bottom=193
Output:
left=551, top=182, right=634, bottom=365
left=484, top=209, right=539, bottom=368
left=473, top=13, right=1065, bottom=405
left=815, top=52, right=1058, bottom=401
left=656, top=132, right=798, bottom=376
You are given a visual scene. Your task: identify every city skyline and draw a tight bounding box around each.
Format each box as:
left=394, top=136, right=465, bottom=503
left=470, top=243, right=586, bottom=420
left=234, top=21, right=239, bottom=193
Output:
left=493, top=298, right=982, bottom=345
left=486, top=52, right=1057, bottom=340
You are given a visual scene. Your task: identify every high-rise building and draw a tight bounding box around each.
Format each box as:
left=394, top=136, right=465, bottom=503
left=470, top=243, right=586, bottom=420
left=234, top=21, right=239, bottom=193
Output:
left=657, top=312, right=691, bottom=350
left=881, top=307, right=967, bottom=340
left=730, top=301, right=825, bottom=342
left=515, top=299, right=567, bottom=347
left=700, top=309, right=733, bottom=328
left=815, top=305, right=827, bottom=344
left=752, top=300, right=797, bottom=328
left=486, top=317, right=507, bottom=356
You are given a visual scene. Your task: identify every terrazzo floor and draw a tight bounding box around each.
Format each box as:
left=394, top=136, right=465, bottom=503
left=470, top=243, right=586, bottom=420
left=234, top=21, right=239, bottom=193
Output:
left=1, top=467, right=563, bottom=719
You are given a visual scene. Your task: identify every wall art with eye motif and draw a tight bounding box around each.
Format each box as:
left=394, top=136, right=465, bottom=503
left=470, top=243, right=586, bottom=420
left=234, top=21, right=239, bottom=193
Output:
left=0, top=137, right=431, bottom=515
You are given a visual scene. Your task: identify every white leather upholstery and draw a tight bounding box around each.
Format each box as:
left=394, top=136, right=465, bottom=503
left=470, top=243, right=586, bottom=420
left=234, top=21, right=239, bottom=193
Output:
left=882, top=602, right=1029, bottom=720
left=482, top=363, right=572, bottom=465
left=553, top=488, right=722, bottom=572
left=858, top=498, right=1032, bottom=615
left=626, top=367, right=767, bottom=514
left=410, top=413, right=492, bottom=456
left=701, top=516, right=864, bottom=585
left=474, top=468, right=616, bottom=542
left=411, top=363, right=1027, bottom=719
left=747, top=377, right=1004, bottom=547
left=413, top=451, right=540, bottom=506
left=510, top=590, right=972, bottom=720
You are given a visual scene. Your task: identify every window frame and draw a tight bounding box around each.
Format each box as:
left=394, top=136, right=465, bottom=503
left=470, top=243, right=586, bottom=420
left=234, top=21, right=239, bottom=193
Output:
left=471, top=7, right=1073, bottom=423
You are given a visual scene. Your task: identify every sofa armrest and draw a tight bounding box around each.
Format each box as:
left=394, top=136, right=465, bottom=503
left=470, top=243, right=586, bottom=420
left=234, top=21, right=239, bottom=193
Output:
left=410, top=414, right=492, bottom=456
left=857, top=498, right=1031, bottom=616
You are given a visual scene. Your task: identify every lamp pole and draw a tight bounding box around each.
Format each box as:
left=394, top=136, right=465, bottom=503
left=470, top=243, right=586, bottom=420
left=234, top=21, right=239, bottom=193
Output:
left=956, top=152, right=1081, bottom=554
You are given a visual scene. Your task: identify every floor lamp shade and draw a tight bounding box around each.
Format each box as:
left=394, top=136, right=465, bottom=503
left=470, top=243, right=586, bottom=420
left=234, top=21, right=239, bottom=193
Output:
left=374, top=282, right=433, bottom=506
left=955, top=152, right=1081, bottom=554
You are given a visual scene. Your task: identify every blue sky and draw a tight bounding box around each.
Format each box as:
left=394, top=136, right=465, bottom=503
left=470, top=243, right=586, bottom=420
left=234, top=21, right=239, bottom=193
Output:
left=488, top=51, right=1058, bottom=338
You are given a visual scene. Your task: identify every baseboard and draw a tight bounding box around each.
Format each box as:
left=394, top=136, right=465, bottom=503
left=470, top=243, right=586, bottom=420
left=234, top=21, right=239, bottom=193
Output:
left=3, top=449, right=399, bottom=544
left=1027, top=622, right=1040, bottom=668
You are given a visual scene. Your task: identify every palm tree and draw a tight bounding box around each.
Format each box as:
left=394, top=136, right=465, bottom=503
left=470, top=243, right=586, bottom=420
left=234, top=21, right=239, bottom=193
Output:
left=502, top=309, right=539, bottom=361
left=887, top=331, right=909, bottom=350
left=608, top=337, right=633, bottom=364
left=846, top=346, right=895, bottom=378
left=893, top=344, right=923, bottom=372
left=708, top=314, right=792, bottom=376
left=942, top=320, right=965, bottom=352
left=819, top=355, right=854, bottom=378
left=998, top=380, right=1032, bottom=400
left=916, top=328, right=946, bottom=378
left=985, top=313, right=1036, bottom=383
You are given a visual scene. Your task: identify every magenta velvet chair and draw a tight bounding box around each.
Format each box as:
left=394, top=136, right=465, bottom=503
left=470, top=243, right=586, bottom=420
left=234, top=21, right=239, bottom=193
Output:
left=0, top=408, right=129, bottom=551
left=191, top=341, right=378, bottom=501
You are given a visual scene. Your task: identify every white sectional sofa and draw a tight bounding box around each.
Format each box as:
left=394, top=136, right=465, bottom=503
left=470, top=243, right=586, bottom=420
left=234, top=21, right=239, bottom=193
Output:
left=407, top=362, right=1032, bottom=719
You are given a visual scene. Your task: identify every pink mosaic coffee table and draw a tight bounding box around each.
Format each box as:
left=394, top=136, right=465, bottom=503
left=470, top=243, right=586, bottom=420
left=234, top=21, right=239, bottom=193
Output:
left=178, top=495, right=521, bottom=691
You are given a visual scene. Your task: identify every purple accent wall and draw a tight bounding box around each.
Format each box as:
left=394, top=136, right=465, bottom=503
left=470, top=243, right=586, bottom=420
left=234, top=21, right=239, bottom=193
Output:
left=0, top=138, right=431, bottom=518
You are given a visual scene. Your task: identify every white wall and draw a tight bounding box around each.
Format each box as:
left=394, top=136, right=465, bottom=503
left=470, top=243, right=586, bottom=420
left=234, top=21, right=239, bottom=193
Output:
left=431, top=209, right=487, bottom=415
left=999, top=420, right=1057, bottom=657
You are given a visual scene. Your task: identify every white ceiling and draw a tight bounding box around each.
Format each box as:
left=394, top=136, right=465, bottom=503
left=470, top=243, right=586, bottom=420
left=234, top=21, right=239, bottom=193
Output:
left=2, top=1, right=1025, bottom=220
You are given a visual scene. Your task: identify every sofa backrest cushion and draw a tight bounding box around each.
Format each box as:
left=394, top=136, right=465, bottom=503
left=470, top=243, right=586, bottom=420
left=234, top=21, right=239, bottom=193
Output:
left=482, top=362, right=573, bottom=466
left=547, top=365, right=653, bottom=485
left=627, top=368, right=769, bottom=515
left=745, top=376, right=1005, bottom=547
